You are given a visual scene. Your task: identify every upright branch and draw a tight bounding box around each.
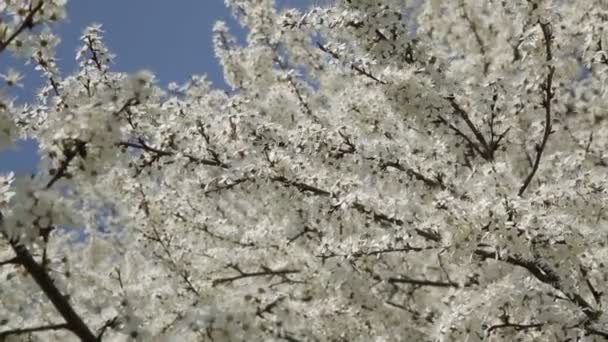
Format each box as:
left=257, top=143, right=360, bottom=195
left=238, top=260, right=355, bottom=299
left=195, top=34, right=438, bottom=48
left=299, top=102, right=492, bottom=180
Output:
left=447, top=96, right=492, bottom=160
left=136, top=189, right=201, bottom=296
left=460, top=1, right=490, bottom=74
left=436, top=96, right=509, bottom=162
left=518, top=22, right=555, bottom=196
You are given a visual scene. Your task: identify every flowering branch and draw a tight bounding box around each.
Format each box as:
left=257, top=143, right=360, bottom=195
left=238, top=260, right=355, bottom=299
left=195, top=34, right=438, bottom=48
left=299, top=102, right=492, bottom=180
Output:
left=317, top=42, right=386, bottom=84
left=212, top=264, right=300, bottom=286
left=46, top=139, right=87, bottom=189
left=0, top=0, right=46, bottom=54
left=388, top=275, right=459, bottom=288
left=486, top=322, right=544, bottom=333
left=474, top=248, right=602, bottom=323
left=7, top=240, right=97, bottom=341
left=118, top=138, right=230, bottom=168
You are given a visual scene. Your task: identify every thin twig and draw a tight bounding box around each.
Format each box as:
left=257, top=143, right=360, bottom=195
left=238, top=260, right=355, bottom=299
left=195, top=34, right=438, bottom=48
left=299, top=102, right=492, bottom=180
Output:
left=212, top=265, right=300, bottom=286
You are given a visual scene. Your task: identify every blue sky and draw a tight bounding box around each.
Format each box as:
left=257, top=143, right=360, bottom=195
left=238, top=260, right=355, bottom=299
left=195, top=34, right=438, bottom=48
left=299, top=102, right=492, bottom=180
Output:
left=0, top=0, right=310, bottom=174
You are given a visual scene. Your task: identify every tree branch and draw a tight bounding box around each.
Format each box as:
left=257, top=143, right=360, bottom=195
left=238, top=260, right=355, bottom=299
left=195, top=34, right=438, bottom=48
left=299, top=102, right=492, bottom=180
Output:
left=0, top=256, right=19, bottom=266
left=388, top=275, right=459, bottom=288
left=487, top=322, right=544, bottom=333
left=317, top=243, right=435, bottom=261
left=118, top=138, right=229, bottom=168
left=0, top=0, right=46, bottom=54
left=0, top=323, right=69, bottom=339
left=8, top=241, right=97, bottom=341
left=460, top=1, right=490, bottom=74
left=46, top=139, right=87, bottom=189
left=317, top=42, right=386, bottom=84
left=447, top=97, right=492, bottom=160
left=435, top=114, right=487, bottom=159
left=212, top=265, right=300, bottom=286
left=352, top=202, right=441, bottom=242
left=518, top=22, right=555, bottom=196
left=270, top=175, right=332, bottom=197
left=475, top=248, right=601, bottom=321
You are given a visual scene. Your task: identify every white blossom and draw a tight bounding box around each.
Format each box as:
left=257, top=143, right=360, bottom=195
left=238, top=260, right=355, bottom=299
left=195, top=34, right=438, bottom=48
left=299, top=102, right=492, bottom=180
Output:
left=1, top=0, right=608, bottom=341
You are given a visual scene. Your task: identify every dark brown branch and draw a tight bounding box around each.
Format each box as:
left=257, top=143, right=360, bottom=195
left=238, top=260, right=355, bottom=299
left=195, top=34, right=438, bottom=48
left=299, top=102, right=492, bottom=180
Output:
left=85, top=35, right=104, bottom=71
left=118, top=138, right=229, bottom=168
left=212, top=265, right=300, bottom=286
left=474, top=248, right=558, bottom=284
left=111, top=98, right=139, bottom=117
left=378, top=159, right=469, bottom=200
left=142, top=215, right=200, bottom=296
left=0, top=323, right=70, bottom=339
left=0, top=0, right=45, bottom=54
left=272, top=54, right=321, bottom=123
left=586, top=326, right=608, bottom=339
left=0, top=256, right=19, bottom=266
left=137, top=195, right=201, bottom=297
left=475, top=248, right=600, bottom=321
left=286, top=225, right=321, bottom=245
left=379, top=160, right=442, bottom=189
left=33, top=54, right=62, bottom=97
left=195, top=223, right=254, bottom=247
left=9, top=241, right=96, bottom=341
left=96, top=316, right=120, bottom=341
left=460, top=2, right=490, bottom=74
left=334, top=130, right=356, bottom=158
left=317, top=42, right=386, bottom=84
left=46, top=139, right=87, bottom=189
left=256, top=297, right=285, bottom=318
left=487, top=322, right=544, bottom=333
left=352, top=202, right=441, bottom=242
left=435, top=114, right=486, bottom=159
left=270, top=176, right=331, bottom=197
left=269, top=173, right=441, bottom=242
left=317, top=243, right=434, bottom=260
left=202, top=177, right=251, bottom=195
left=518, top=22, right=555, bottom=196
left=447, top=97, right=492, bottom=160
left=204, top=172, right=441, bottom=243
left=353, top=245, right=430, bottom=257
left=580, top=265, right=602, bottom=306
left=388, top=275, right=459, bottom=288
left=118, top=140, right=172, bottom=157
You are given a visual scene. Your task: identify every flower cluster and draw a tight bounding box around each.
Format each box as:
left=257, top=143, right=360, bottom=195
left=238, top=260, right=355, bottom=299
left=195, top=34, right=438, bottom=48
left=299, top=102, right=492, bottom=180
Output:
left=1, top=0, right=608, bottom=341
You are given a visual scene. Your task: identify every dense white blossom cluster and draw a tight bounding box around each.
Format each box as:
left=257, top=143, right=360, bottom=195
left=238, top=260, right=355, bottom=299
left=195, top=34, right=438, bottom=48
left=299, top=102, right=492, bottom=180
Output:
left=1, top=0, right=608, bottom=341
